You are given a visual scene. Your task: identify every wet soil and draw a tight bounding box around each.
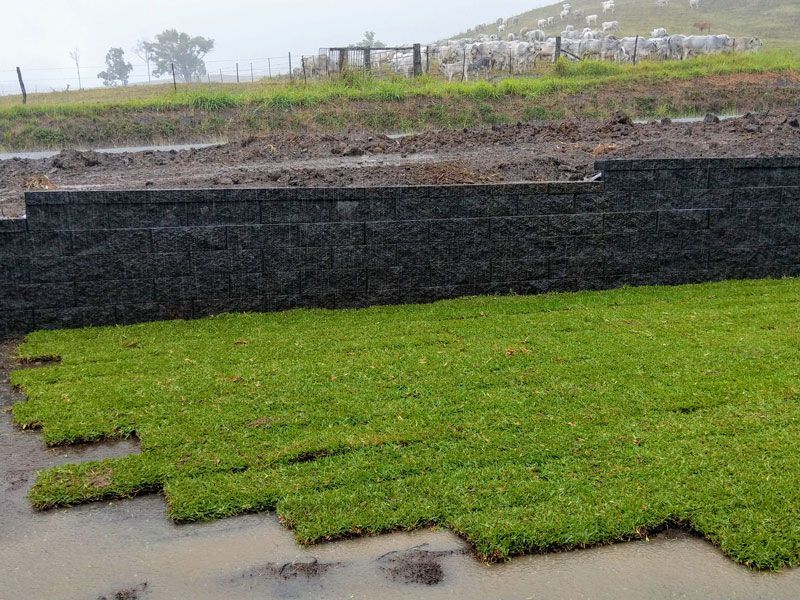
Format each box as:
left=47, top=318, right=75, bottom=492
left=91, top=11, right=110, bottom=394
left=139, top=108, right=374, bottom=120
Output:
left=96, top=583, right=149, bottom=600
left=4, top=341, right=800, bottom=599
left=378, top=546, right=467, bottom=585
left=1, top=109, right=799, bottom=218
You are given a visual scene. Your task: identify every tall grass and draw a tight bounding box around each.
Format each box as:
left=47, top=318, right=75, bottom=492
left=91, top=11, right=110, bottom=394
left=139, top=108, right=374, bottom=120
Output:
left=0, top=51, right=795, bottom=117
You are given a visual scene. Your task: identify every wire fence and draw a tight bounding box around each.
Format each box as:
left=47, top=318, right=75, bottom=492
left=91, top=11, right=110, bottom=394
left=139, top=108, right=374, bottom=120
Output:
left=0, top=54, right=298, bottom=99
left=1, top=35, right=763, bottom=102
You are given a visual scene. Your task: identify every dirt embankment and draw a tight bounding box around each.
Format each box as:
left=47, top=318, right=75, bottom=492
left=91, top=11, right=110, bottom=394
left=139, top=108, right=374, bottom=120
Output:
left=1, top=109, right=799, bottom=219
left=0, top=70, right=798, bottom=153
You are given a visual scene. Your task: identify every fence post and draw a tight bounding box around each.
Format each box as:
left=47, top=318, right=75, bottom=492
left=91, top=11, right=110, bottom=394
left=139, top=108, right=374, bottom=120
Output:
left=426, top=47, right=430, bottom=74
left=219, top=69, right=223, bottom=83
left=364, top=47, right=371, bottom=72
left=633, top=35, right=639, bottom=65
left=15, top=67, right=26, bottom=105
left=339, top=49, right=347, bottom=73
left=171, top=62, right=177, bottom=91
left=236, top=62, right=240, bottom=83
left=207, top=73, right=211, bottom=84
left=268, top=58, right=272, bottom=78
left=250, top=62, right=254, bottom=82
left=509, top=49, right=513, bottom=74
left=462, top=47, right=467, bottom=82
left=302, top=57, right=308, bottom=84
left=412, top=44, right=423, bottom=77
left=289, top=52, right=293, bottom=81
left=554, top=36, right=562, bottom=63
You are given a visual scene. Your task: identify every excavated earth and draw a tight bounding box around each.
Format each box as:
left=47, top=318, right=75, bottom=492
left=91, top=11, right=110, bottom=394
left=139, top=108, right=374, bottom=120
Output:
left=1, top=110, right=799, bottom=218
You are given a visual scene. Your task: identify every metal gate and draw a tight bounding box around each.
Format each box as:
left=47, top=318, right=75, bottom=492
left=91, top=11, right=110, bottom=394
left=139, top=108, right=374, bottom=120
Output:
left=312, top=45, right=424, bottom=78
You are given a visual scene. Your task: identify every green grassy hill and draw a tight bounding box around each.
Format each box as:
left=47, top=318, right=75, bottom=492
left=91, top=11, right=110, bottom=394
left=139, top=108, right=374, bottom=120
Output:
left=457, top=0, right=800, bottom=49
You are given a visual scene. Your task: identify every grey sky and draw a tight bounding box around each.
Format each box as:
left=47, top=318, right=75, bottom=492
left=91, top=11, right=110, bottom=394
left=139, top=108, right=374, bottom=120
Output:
left=1, top=0, right=551, bottom=92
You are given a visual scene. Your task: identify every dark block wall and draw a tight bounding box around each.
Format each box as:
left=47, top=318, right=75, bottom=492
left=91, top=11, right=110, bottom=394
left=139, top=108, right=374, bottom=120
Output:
left=1, top=157, right=799, bottom=335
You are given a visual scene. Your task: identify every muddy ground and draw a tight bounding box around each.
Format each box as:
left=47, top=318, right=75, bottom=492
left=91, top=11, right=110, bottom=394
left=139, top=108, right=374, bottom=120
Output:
left=4, top=341, right=800, bottom=599
left=1, top=109, right=799, bottom=218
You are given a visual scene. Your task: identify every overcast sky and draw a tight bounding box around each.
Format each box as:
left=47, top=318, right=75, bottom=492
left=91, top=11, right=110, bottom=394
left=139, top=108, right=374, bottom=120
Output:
left=0, top=0, right=551, bottom=93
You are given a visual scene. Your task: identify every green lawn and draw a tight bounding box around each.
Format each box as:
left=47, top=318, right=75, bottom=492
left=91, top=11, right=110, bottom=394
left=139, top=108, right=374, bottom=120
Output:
left=11, top=279, right=800, bottom=569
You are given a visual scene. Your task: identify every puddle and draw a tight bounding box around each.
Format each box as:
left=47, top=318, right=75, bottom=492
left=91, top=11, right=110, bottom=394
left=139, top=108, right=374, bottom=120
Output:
left=3, top=339, right=800, bottom=599
left=634, top=114, right=743, bottom=124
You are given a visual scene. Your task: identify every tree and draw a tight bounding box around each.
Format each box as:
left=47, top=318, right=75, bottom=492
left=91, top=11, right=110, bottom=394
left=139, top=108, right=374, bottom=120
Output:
left=97, top=48, right=134, bottom=87
left=69, top=48, right=82, bottom=90
left=142, top=29, right=214, bottom=83
left=352, top=31, right=387, bottom=48
left=132, top=40, right=154, bottom=84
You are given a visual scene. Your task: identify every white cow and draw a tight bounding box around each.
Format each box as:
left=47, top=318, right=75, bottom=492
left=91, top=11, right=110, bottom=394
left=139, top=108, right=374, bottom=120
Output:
left=301, top=54, right=330, bottom=77
left=498, top=24, right=507, bottom=33
left=560, top=36, right=581, bottom=57
left=689, top=0, right=700, bottom=7
left=533, top=39, right=559, bottom=62
left=680, top=34, right=733, bottom=58
left=666, top=34, right=686, bottom=59
left=439, top=62, right=464, bottom=82
left=565, top=24, right=575, bottom=31
left=602, top=20, right=620, bottom=33
left=733, top=36, right=763, bottom=52
left=580, top=36, right=621, bottom=59
left=526, top=29, right=547, bottom=42
left=619, top=36, right=657, bottom=61
left=602, top=0, right=616, bottom=13
left=586, top=14, right=599, bottom=26
left=547, top=16, right=556, bottom=26
left=538, top=19, right=548, bottom=28
left=652, top=27, right=668, bottom=38
left=560, top=8, right=571, bottom=20
left=507, top=33, right=517, bottom=41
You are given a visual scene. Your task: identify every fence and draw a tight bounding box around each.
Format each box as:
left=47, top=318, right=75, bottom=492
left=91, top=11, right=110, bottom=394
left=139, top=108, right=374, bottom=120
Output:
left=0, top=54, right=299, bottom=99
left=2, top=35, right=758, bottom=102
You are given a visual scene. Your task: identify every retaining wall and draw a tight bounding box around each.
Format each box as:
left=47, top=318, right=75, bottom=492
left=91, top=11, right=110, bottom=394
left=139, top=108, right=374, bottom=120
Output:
left=1, top=157, right=799, bottom=335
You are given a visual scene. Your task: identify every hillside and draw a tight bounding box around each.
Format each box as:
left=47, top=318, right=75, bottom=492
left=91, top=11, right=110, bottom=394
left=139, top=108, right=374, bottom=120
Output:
left=457, top=0, right=800, bottom=49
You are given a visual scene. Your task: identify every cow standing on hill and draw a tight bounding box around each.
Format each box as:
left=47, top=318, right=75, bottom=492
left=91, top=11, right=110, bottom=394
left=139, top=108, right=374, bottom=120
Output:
left=602, top=20, right=620, bottom=33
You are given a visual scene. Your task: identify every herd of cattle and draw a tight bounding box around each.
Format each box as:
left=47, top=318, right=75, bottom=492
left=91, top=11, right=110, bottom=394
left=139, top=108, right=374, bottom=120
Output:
left=431, top=32, right=762, bottom=80
left=303, top=0, right=763, bottom=80
left=428, top=0, right=762, bottom=80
